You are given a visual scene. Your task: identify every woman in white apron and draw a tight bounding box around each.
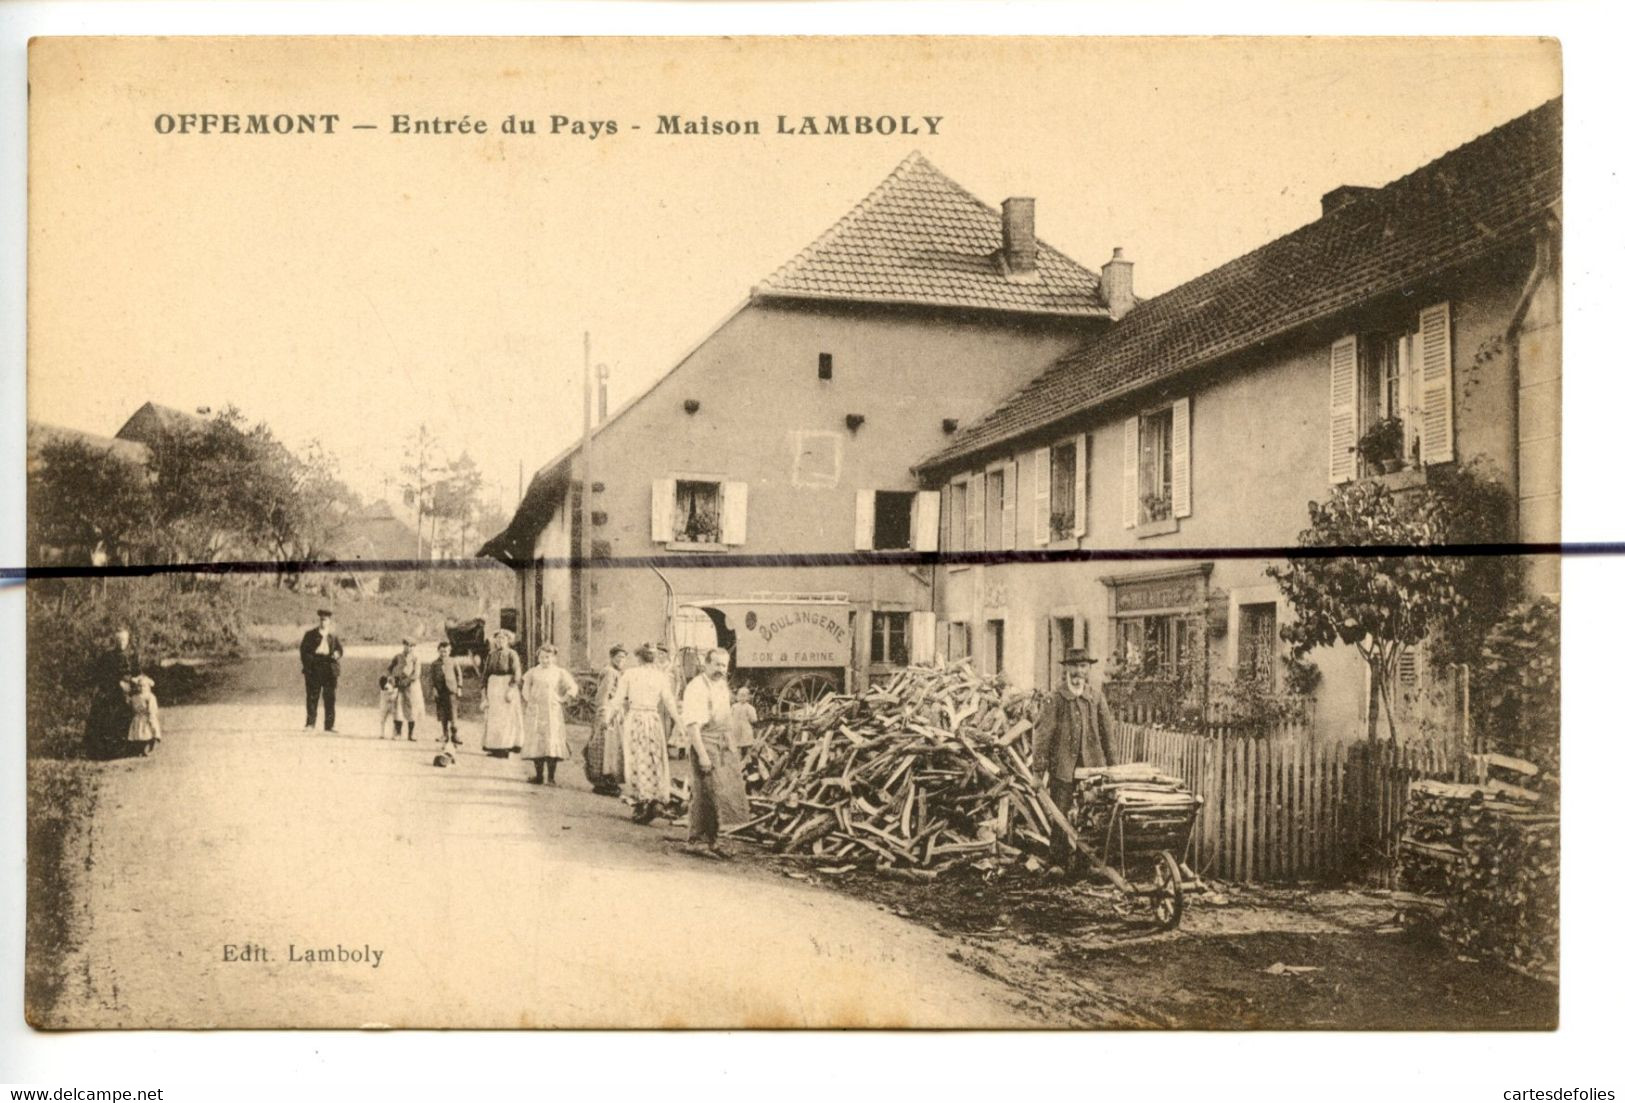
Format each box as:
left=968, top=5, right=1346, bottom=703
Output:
left=520, top=644, right=578, bottom=785
left=481, top=630, right=525, bottom=756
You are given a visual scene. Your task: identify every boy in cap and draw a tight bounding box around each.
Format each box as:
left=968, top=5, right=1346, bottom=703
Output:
left=428, top=640, right=464, bottom=746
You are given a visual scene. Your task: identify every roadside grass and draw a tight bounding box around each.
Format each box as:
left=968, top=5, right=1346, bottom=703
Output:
left=24, top=758, right=98, bottom=1026
left=239, top=570, right=509, bottom=649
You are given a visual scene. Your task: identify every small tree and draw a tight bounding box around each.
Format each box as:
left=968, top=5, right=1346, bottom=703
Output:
left=27, top=438, right=155, bottom=566
left=1266, top=480, right=1465, bottom=744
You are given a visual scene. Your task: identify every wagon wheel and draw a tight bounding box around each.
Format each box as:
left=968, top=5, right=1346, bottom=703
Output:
left=1150, top=850, right=1185, bottom=931
left=773, top=671, right=839, bottom=717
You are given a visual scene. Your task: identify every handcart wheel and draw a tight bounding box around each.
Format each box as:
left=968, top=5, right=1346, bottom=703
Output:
left=1151, top=850, right=1184, bottom=931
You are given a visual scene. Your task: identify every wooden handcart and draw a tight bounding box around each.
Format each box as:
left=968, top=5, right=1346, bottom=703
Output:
left=1036, top=763, right=1207, bottom=931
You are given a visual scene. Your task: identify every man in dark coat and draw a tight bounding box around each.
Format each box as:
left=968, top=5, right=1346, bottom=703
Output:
left=298, top=608, right=344, bottom=733
left=85, top=626, right=142, bottom=759
left=1031, top=646, right=1115, bottom=870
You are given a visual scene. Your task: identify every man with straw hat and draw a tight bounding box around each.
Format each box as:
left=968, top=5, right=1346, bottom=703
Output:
left=1032, top=646, right=1115, bottom=872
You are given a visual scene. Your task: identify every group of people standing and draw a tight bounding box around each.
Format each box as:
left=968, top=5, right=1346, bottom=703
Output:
left=83, top=625, right=162, bottom=759
left=476, top=628, right=576, bottom=784
left=591, top=643, right=755, bottom=857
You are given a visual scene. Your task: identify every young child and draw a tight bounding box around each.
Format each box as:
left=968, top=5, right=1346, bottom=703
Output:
left=124, top=673, right=162, bottom=754
left=378, top=674, right=401, bottom=739
left=730, top=686, right=758, bottom=751
left=427, top=641, right=463, bottom=746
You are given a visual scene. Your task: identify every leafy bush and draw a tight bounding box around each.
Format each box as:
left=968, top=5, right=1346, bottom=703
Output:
left=26, top=577, right=246, bottom=759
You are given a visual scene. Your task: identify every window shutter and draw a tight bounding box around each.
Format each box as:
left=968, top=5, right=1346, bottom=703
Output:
left=967, top=473, right=985, bottom=553
left=1000, top=462, right=1017, bottom=551
left=1075, top=434, right=1089, bottom=537
left=650, top=478, right=676, bottom=542
left=1171, top=397, right=1191, bottom=518
left=1031, top=447, right=1051, bottom=546
left=854, top=490, right=875, bottom=551
left=1328, top=336, right=1358, bottom=484
left=908, top=611, right=936, bottom=667
left=1418, top=301, right=1454, bottom=465
left=1122, top=417, right=1139, bottom=528
left=721, top=481, right=748, bottom=545
left=934, top=619, right=949, bottom=665
left=912, top=490, right=940, bottom=553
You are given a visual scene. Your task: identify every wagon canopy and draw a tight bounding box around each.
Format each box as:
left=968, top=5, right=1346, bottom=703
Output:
left=676, top=593, right=852, bottom=669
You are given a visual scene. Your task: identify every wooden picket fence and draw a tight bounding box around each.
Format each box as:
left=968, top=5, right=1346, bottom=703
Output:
left=1111, top=722, right=1489, bottom=884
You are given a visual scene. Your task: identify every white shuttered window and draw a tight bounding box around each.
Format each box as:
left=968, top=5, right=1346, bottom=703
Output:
left=1417, top=302, right=1454, bottom=464
left=1328, top=336, right=1359, bottom=484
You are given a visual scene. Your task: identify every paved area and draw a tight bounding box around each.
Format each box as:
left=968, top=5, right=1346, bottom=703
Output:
left=41, top=652, right=1037, bottom=1029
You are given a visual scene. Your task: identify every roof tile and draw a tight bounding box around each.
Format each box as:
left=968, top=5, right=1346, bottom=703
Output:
left=755, top=152, right=1108, bottom=317
left=920, top=98, right=1562, bottom=471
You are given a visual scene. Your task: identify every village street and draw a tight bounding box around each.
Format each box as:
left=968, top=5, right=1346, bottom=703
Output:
left=39, top=651, right=1040, bottom=1029
left=38, top=650, right=1558, bottom=1031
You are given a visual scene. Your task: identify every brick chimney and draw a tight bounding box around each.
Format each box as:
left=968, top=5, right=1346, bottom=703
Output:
left=1001, top=197, right=1038, bottom=281
left=1321, top=184, right=1378, bottom=217
left=1102, top=247, right=1134, bottom=320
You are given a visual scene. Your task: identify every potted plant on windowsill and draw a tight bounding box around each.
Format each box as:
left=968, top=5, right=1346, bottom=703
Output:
left=679, top=512, right=722, bottom=544
left=1357, top=417, right=1406, bottom=475
left=1140, top=491, right=1173, bottom=523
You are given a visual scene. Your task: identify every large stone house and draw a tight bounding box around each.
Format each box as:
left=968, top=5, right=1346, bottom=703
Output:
left=480, top=153, right=1125, bottom=694
left=912, top=98, right=1561, bottom=739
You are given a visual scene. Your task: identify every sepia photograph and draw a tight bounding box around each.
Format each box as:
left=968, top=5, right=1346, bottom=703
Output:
left=17, top=30, right=1574, bottom=1041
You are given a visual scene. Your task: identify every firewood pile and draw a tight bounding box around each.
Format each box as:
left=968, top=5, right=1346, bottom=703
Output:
left=731, top=662, right=1054, bottom=877
left=1396, top=754, right=1559, bottom=981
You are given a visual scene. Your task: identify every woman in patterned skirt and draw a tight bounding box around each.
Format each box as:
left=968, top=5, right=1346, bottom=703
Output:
left=604, top=643, right=680, bottom=823
left=481, top=629, right=525, bottom=757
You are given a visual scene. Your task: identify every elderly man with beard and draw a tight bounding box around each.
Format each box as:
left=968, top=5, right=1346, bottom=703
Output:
left=1031, top=647, right=1115, bottom=875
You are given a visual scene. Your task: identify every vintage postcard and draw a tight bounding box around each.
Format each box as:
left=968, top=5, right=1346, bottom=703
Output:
left=24, top=36, right=1563, bottom=1030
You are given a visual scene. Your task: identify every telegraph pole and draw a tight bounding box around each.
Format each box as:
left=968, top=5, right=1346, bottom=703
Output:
left=581, top=332, right=593, bottom=666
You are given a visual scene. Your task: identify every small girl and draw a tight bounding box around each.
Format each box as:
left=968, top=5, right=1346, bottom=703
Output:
left=378, top=675, right=401, bottom=739
left=730, top=686, right=758, bottom=750
left=124, top=674, right=162, bottom=755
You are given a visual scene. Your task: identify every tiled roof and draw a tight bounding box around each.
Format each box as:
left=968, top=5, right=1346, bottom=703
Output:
left=27, top=420, right=150, bottom=474
left=754, top=152, right=1109, bottom=318
left=919, top=98, right=1563, bottom=472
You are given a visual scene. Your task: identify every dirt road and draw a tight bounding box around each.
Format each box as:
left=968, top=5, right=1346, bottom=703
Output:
left=37, top=651, right=1041, bottom=1028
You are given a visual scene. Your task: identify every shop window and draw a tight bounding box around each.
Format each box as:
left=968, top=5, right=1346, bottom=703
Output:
left=1117, top=613, right=1201, bottom=680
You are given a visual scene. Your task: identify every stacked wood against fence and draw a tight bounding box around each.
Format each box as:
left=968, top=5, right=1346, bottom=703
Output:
left=1113, top=723, right=1492, bottom=883
left=1395, top=760, right=1559, bottom=981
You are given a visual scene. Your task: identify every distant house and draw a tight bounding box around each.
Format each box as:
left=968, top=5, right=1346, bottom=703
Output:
left=482, top=152, right=1123, bottom=687
left=112, top=401, right=209, bottom=448
left=913, top=98, right=1561, bottom=739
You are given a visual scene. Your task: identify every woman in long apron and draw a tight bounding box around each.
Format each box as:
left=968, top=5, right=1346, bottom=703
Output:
left=585, top=644, right=627, bottom=795
left=481, top=630, right=525, bottom=756
left=604, top=644, right=680, bottom=823
left=520, top=644, right=577, bottom=785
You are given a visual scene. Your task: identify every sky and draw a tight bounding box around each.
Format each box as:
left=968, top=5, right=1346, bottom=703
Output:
left=27, top=37, right=1561, bottom=519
